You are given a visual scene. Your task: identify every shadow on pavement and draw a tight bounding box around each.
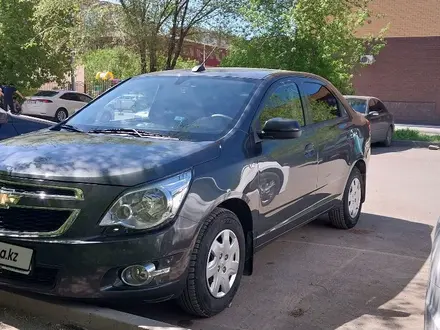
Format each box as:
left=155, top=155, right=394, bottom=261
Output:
left=371, top=143, right=416, bottom=155
left=108, top=213, right=432, bottom=330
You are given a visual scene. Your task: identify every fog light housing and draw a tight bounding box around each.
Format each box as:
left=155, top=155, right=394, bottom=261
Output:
left=121, top=264, right=155, bottom=287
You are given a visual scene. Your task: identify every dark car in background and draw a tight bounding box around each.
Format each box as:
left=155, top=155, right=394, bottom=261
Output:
left=0, top=68, right=370, bottom=317
left=0, top=107, right=54, bottom=140
left=345, top=95, right=394, bottom=146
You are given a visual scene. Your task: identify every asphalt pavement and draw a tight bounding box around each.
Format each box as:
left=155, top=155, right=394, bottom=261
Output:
left=1, top=144, right=439, bottom=330
left=113, top=144, right=440, bottom=330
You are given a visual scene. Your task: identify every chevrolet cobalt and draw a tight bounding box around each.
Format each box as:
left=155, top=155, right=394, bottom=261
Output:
left=0, top=68, right=370, bottom=316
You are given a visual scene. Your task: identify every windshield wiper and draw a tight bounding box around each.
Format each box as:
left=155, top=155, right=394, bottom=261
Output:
left=89, top=128, right=143, bottom=137
left=55, top=124, right=84, bottom=133
left=88, top=128, right=179, bottom=140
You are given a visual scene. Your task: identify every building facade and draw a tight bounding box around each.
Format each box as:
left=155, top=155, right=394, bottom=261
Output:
left=353, top=0, right=440, bottom=124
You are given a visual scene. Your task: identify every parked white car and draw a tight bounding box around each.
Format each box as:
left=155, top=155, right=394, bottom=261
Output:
left=22, top=90, right=93, bottom=122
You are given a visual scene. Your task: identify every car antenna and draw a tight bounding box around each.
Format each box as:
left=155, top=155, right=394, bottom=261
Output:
left=192, top=46, right=218, bottom=73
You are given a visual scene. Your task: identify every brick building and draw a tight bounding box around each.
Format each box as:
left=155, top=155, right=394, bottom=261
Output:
left=354, top=0, right=440, bottom=124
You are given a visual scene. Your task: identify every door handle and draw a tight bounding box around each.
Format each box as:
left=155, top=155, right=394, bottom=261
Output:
left=304, top=143, right=315, bottom=158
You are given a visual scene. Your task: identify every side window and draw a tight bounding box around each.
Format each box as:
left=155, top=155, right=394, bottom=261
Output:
left=368, top=99, right=377, bottom=112
left=376, top=100, right=388, bottom=113
left=78, top=94, right=92, bottom=103
left=60, top=93, right=75, bottom=101
left=303, top=82, right=341, bottom=123
left=259, top=82, right=305, bottom=128
left=70, top=93, right=83, bottom=102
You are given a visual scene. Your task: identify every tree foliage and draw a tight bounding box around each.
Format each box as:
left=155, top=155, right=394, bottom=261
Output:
left=223, top=0, right=387, bottom=93
left=81, top=47, right=140, bottom=81
left=116, top=0, right=237, bottom=72
left=81, top=46, right=196, bottom=81
left=0, top=0, right=69, bottom=88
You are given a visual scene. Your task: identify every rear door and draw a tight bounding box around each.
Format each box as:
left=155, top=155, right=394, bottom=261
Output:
left=367, top=99, right=388, bottom=142
left=58, top=93, right=86, bottom=115
left=299, top=79, right=353, bottom=203
left=375, top=100, right=393, bottom=140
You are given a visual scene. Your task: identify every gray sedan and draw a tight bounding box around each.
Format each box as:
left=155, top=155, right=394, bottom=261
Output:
left=345, top=96, right=395, bottom=146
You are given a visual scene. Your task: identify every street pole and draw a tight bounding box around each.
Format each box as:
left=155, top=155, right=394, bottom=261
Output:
left=70, top=52, right=75, bottom=91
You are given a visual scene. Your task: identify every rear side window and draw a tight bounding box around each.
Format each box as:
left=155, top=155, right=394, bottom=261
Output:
left=303, top=82, right=341, bottom=123
left=77, top=94, right=93, bottom=103
left=259, top=82, right=305, bottom=127
left=375, top=100, right=388, bottom=113
left=60, top=93, right=81, bottom=102
left=34, top=90, right=58, bottom=97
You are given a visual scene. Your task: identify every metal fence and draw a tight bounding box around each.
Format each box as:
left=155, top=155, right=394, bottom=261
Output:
left=39, top=80, right=119, bottom=98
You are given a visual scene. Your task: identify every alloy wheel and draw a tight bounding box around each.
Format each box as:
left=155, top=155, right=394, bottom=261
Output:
left=57, top=111, right=67, bottom=121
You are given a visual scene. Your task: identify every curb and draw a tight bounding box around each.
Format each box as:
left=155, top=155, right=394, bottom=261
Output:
left=0, top=290, right=189, bottom=330
left=392, top=140, right=440, bottom=148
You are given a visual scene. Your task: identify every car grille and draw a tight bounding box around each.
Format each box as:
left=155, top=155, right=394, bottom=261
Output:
left=0, top=266, right=58, bottom=289
left=0, top=208, right=72, bottom=233
left=0, top=178, right=82, bottom=236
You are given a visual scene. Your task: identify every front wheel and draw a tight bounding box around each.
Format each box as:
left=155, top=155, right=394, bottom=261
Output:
left=329, top=167, right=363, bottom=229
left=177, top=208, right=245, bottom=317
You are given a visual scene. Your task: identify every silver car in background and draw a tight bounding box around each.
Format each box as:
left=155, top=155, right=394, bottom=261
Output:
left=345, top=96, right=395, bottom=147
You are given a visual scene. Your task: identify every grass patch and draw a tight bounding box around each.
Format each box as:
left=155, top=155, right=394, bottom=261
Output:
left=394, top=129, right=440, bottom=142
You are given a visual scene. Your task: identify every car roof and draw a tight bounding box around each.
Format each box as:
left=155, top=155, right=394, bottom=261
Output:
left=137, top=67, right=326, bottom=81
left=35, top=90, right=92, bottom=98
left=344, top=95, right=378, bottom=101
left=37, top=90, right=86, bottom=94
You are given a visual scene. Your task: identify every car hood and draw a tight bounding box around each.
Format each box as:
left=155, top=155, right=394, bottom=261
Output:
left=0, top=130, right=220, bottom=186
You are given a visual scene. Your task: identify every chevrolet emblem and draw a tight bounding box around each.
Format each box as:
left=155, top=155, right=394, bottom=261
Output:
left=0, top=188, right=20, bottom=209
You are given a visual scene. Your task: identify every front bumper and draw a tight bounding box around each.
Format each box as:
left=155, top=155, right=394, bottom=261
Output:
left=0, top=223, right=195, bottom=301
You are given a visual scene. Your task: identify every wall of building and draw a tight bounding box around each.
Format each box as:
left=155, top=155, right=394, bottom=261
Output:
left=359, top=0, right=440, bottom=38
left=182, top=41, right=228, bottom=67
left=353, top=37, right=440, bottom=124
left=39, top=66, right=86, bottom=93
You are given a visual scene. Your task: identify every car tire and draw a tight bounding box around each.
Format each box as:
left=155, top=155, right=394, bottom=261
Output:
left=383, top=126, right=393, bottom=147
left=55, top=108, right=68, bottom=122
left=329, top=167, right=363, bottom=229
left=177, top=207, right=245, bottom=317
left=260, top=171, right=282, bottom=207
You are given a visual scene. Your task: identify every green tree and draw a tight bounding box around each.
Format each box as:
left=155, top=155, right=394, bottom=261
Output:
left=0, top=0, right=68, bottom=89
left=223, top=0, right=387, bottom=93
left=81, top=47, right=196, bottom=81
left=118, top=0, right=240, bottom=72
left=81, top=47, right=140, bottom=81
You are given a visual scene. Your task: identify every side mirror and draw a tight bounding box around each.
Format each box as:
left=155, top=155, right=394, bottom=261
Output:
left=0, top=110, right=8, bottom=124
left=260, top=118, right=302, bottom=139
left=368, top=111, right=379, bottom=117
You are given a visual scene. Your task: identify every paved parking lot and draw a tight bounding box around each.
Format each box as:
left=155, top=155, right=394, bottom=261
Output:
left=116, top=145, right=439, bottom=330
left=1, top=144, right=439, bottom=330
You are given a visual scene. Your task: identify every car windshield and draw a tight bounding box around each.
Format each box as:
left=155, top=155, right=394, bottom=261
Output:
left=346, top=98, right=368, bottom=114
left=65, top=75, right=257, bottom=141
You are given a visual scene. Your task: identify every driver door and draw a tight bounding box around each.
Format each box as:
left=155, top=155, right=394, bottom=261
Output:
left=254, top=79, right=319, bottom=246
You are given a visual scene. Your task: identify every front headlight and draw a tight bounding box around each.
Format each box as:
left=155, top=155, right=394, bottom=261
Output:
left=99, top=171, right=192, bottom=230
